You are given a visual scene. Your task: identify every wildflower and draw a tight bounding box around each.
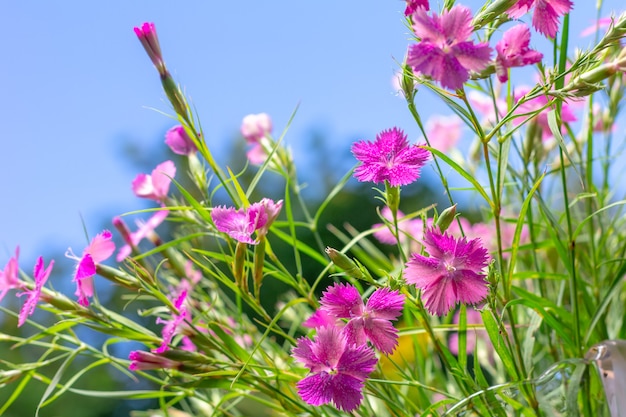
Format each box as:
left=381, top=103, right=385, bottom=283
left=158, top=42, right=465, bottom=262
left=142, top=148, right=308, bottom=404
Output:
left=405, top=229, right=489, bottom=316
left=165, top=125, right=197, bottom=156
left=241, top=113, right=272, bottom=143
left=129, top=350, right=180, bottom=371
left=372, top=207, right=426, bottom=246
left=292, top=325, right=377, bottom=412
left=513, top=86, right=577, bottom=139
left=425, top=114, right=463, bottom=152
left=132, top=160, right=176, bottom=202
left=17, top=256, right=54, bottom=327
left=407, top=5, right=492, bottom=90
left=495, top=24, right=543, bottom=83
left=154, top=290, right=188, bottom=353
left=211, top=199, right=283, bottom=245
left=114, top=209, right=169, bottom=261
left=0, top=247, right=20, bottom=302
left=303, top=308, right=341, bottom=329
left=66, top=230, right=116, bottom=306
left=134, top=22, right=166, bottom=75
left=448, top=308, right=493, bottom=362
left=507, top=0, right=573, bottom=39
left=404, top=0, right=429, bottom=16
left=320, top=283, right=404, bottom=354
left=351, top=127, right=430, bottom=186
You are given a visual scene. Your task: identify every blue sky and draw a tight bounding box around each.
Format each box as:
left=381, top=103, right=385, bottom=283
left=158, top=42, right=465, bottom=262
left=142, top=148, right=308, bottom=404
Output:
left=1, top=1, right=622, bottom=268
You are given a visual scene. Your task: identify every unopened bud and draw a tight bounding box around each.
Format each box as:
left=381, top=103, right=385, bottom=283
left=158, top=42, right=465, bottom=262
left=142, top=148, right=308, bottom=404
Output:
left=436, top=204, right=457, bottom=232
left=160, top=72, right=190, bottom=121
left=325, top=247, right=364, bottom=279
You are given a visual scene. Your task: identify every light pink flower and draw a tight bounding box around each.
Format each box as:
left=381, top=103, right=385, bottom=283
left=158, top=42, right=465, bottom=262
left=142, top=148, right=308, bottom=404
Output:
left=495, top=24, right=543, bottom=82
left=448, top=308, right=493, bottom=361
left=507, top=0, right=573, bottom=39
left=514, top=86, right=577, bottom=140
left=292, top=325, right=377, bottom=412
left=17, top=256, right=54, bottom=327
left=66, top=230, right=116, bottom=306
left=165, top=125, right=197, bottom=156
left=241, top=113, right=272, bottom=143
left=426, top=114, right=463, bottom=152
left=405, top=229, right=489, bottom=316
left=580, top=17, right=613, bottom=37
left=372, top=207, right=427, bottom=246
left=320, top=283, right=405, bottom=354
left=351, top=127, right=430, bottom=186
left=404, top=0, right=429, bottom=16
left=211, top=199, right=283, bottom=245
left=407, top=5, right=492, bottom=90
left=0, top=247, right=21, bottom=302
left=132, top=160, right=176, bottom=202
left=114, top=209, right=169, bottom=262
left=154, top=290, right=188, bottom=353
left=134, top=22, right=165, bottom=75
left=467, top=91, right=507, bottom=125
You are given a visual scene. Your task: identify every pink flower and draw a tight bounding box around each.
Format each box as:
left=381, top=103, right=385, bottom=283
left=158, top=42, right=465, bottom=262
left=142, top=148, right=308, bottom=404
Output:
left=114, top=209, right=169, bottom=262
left=404, top=0, right=429, bottom=16
left=513, top=86, right=577, bottom=140
left=132, top=160, right=176, bottom=202
left=17, top=256, right=54, bottom=327
left=467, top=91, right=507, bottom=125
left=372, top=207, right=427, bottom=246
left=154, top=290, right=188, bottom=353
left=495, top=24, right=543, bottom=83
left=134, top=22, right=166, bottom=75
left=426, top=114, right=463, bottom=152
left=303, top=308, right=341, bottom=329
left=0, top=247, right=21, bottom=302
left=129, top=350, right=180, bottom=371
left=507, top=0, right=573, bottom=39
left=580, top=17, right=613, bottom=37
left=66, top=230, right=116, bottom=306
left=405, top=229, right=489, bottom=316
left=407, top=5, right=492, bottom=90
left=292, top=325, right=377, bottom=412
left=165, top=125, right=197, bottom=156
left=320, top=283, right=404, bottom=354
left=211, top=198, right=283, bottom=245
left=241, top=113, right=272, bottom=143
left=351, top=127, right=430, bottom=186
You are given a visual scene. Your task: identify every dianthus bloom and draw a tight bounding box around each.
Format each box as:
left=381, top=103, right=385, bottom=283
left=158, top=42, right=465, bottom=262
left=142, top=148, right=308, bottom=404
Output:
left=133, top=22, right=165, bottom=75
left=66, top=230, right=116, bottom=306
left=507, top=0, right=573, bottom=39
left=351, top=127, right=430, bottom=186
left=405, top=229, right=489, bottom=316
left=292, top=325, right=377, bottom=412
left=404, top=0, right=429, bottom=16
left=0, top=247, right=20, bottom=302
left=165, top=125, right=197, bottom=156
left=211, top=198, right=283, bottom=245
left=320, top=283, right=404, bottom=354
left=407, top=5, right=492, bottom=90
left=154, top=290, right=188, bottom=353
left=425, top=114, right=463, bottom=152
left=131, top=160, right=176, bottom=202
left=495, top=24, right=543, bottom=82
left=513, top=86, right=577, bottom=140
left=129, top=350, right=181, bottom=371
left=114, top=209, right=169, bottom=261
left=17, top=256, right=54, bottom=327
left=241, top=113, right=272, bottom=143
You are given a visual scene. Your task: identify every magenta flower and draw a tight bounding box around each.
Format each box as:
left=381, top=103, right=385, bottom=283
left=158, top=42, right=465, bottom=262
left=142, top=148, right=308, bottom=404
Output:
left=154, top=290, right=188, bottom=353
left=292, top=325, right=377, bottom=412
left=507, top=0, right=573, bottom=39
left=132, top=160, right=176, bottom=202
left=134, top=22, right=166, bottom=75
left=129, top=350, right=180, bottom=371
left=211, top=199, right=283, bottom=244
left=407, top=5, right=492, bottom=90
left=165, top=125, right=197, bottom=156
left=17, top=256, right=54, bottom=327
left=405, top=229, right=489, bottom=316
left=303, top=308, right=342, bottom=329
left=0, top=247, right=21, bottom=302
left=114, top=209, right=169, bottom=262
left=495, top=24, right=543, bottom=82
left=66, top=230, right=116, bottom=306
left=404, top=0, right=429, bottom=16
left=320, top=283, right=404, bottom=354
left=351, top=127, right=430, bottom=186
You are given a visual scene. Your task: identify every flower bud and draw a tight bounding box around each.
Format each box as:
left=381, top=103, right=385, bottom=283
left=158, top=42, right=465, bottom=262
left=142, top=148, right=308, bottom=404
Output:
left=134, top=22, right=166, bottom=76
left=165, top=125, right=197, bottom=156
left=325, top=247, right=364, bottom=279
left=129, top=350, right=181, bottom=371
left=436, top=204, right=457, bottom=233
